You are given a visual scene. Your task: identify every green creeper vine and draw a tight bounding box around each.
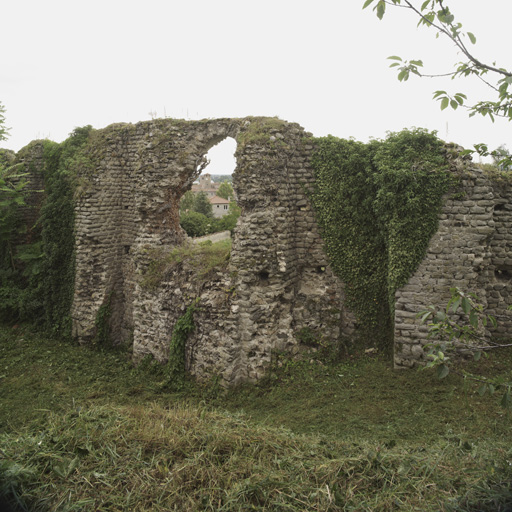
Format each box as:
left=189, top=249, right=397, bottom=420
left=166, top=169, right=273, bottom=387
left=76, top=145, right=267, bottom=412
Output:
left=310, top=128, right=452, bottom=350
left=94, top=292, right=113, bottom=346
left=0, top=126, right=94, bottom=336
left=165, top=299, right=200, bottom=390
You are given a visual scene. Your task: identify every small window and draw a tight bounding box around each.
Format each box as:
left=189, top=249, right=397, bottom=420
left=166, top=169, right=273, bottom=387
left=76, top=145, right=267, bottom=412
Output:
left=224, top=205, right=228, bottom=210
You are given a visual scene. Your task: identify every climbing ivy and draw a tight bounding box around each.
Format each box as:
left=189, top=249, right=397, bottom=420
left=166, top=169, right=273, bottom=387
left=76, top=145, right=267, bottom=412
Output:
left=311, top=128, right=452, bottom=350
left=0, top=126, right=93, bottom=335
left=165, top=299, right=199, bottom=390
left=93, top=292, right=113, bottom=346
left=39, top=126, right=93, bottom=337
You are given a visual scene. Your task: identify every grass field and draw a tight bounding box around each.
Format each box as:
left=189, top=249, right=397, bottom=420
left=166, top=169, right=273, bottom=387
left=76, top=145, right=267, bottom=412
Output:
left=1, top=325, right=512, bottom=511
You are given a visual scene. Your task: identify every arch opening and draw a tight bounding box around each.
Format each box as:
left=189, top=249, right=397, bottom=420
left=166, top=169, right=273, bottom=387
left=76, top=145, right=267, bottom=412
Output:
left=179, top=137, right=240, bottom=239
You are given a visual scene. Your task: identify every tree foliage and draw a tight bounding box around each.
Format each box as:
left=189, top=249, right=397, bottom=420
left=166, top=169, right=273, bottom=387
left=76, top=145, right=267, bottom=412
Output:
left=217, top=181, right=234, bottom=200
left=180, top=211, right=211, bottom=237
left=193, top=191, right=213, bottom=218
left=179, top=190, right=195, bottom=213
left=0, top=102, right=9, bottom=142
left=419, top=287, right=512, bottom=409
left=363, top=0, right=512, bottom=165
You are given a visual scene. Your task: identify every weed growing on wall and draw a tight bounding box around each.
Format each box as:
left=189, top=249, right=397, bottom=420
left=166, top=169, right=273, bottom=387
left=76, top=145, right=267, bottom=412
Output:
left=141, top=239, right=231, bottom=290
left=311, top=129, right=451, bottom=349
left=165, top=299, right=199, bottom=390
left=94, top=292, right=113, bottom=346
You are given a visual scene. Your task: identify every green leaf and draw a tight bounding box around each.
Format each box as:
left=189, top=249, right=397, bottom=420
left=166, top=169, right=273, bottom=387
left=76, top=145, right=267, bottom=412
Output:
left=420, top=311, right=431, bottom=323
left=388, top=56, right=403, bottom=61
left=450, top=297, right=461, bottom=313
left=410, top=60, right=423, bottom=67
left=389, top=62, right=401, bottom=68
left=397, top=69, right=408, bottom=82
left=450, top=99, right=459, bottom=110
left=440, top=97, right=449, bottom=110
left=461, top=297, right=471, bottom=314
left=437, top=364, right=450, bottom=379
left=500, top=390, right=511, bottom=409
left=473, top=351, right=482, bottom=362
left=469, top=309, right=478, bottom=328
left=467, top=32, right=476, bottom=44
left=420, top=0, right=430, bottom=10
left=477, top=383, right=487, bottom=396
left=376, top=0, right=385, bottom=19
left=362, top=0, right=375, bottom=9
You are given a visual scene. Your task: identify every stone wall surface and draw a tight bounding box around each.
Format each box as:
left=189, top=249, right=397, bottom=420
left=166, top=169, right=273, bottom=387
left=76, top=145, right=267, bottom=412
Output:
left=10, top=119, right=512, bottom=383
left=394, top=151, right=512, bottom=367
left=70, top=118, right=345, bottom=384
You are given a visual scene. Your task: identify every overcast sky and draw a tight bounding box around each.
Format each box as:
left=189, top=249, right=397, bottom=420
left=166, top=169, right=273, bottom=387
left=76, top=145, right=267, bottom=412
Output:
left=1, top=0, right=510, bottom=174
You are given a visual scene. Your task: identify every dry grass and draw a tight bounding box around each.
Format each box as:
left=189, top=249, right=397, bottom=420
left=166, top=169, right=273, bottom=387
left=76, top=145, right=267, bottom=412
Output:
left=1, top=327, right=512, bottom=510
left=2, top=402, right=512, bottom=511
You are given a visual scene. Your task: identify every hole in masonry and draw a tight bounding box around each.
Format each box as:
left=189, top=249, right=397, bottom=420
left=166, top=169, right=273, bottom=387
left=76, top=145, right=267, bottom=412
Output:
left=179, top=137, right=240, bottom=238
left=495, top=266, right=512, bottom=281
left=258, top=270, right=270, bottom=281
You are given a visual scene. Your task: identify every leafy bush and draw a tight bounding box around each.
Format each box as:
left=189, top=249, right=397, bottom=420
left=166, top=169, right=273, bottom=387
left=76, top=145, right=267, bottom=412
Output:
left=180, top=211, right=211, bottom=237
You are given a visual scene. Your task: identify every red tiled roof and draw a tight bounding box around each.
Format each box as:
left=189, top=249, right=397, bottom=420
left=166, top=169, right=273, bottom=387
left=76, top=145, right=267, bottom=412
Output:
left=209, top=195, right=230, bottom=204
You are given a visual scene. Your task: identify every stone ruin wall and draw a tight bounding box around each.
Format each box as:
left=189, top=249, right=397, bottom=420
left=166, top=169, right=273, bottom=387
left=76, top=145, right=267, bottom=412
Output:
left=69, top=118, right=349, bottom=385
left=394, top=151, right=512, bottom=367
left=9, top=119, right=512, bottom=383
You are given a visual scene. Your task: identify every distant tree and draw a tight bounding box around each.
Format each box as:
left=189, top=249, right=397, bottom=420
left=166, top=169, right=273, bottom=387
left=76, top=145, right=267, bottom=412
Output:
left=0, top=102, right=9, bottom=142
left=194, top=192, right=213, bottom=218
left=180, top=211, right=211, bottom=237
left=217, top=182, right=234, bottom=201
left=491, top=145, right=511, bottom=171
left=179, top=190, right=195, bottom=213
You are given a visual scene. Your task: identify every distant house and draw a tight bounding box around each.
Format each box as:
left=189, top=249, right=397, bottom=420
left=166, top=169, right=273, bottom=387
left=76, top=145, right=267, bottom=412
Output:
left=209, top=195, right=230, bottom=218
left=191, top=173, right=219, bottom=197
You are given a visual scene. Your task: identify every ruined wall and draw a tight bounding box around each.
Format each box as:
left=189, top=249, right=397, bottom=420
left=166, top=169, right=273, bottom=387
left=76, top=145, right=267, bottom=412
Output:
left=394, top=152, right=512, bottom=367
left=71, top=118, right=345, bottom=384
left=11, top=118, right=511, bottom=381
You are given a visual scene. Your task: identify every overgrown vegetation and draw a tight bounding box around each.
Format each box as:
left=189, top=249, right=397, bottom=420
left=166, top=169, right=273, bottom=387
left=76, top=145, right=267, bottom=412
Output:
left=165, top=299, right=199, bottom=390
left=310, top=128, right=452, bottom=350
left=0, top=125, right=94, bottom=337
left=1, top=326, right=512, bottom=511
left=419, top=287, right=512, bottom=407
left=141, top=238, right=231, bottom=289
left=236, top=116, right=289, bottom=147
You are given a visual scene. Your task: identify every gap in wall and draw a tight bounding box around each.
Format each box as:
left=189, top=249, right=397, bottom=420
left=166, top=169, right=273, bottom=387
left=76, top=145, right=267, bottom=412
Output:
left=179, top=137, right=240, bottom=238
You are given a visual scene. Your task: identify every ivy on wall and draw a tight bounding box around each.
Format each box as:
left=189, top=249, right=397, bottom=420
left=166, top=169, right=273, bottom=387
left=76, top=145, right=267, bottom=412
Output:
left=165, top=299, right=199, bottom=390
left=310, top=128, right=452, bottom=349
left=0, top=126, right=93, bottom=337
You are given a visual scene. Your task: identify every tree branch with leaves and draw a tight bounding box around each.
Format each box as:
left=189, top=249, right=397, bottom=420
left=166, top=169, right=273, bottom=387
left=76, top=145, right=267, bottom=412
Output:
left=363, top=0, right=512, bottom=166
left=419, top=287, right=512, bottom=409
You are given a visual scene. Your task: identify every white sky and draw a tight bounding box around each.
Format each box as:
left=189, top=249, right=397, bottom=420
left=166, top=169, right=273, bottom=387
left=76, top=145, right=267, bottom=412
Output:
left=1, top=0, right=510, bottom=174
